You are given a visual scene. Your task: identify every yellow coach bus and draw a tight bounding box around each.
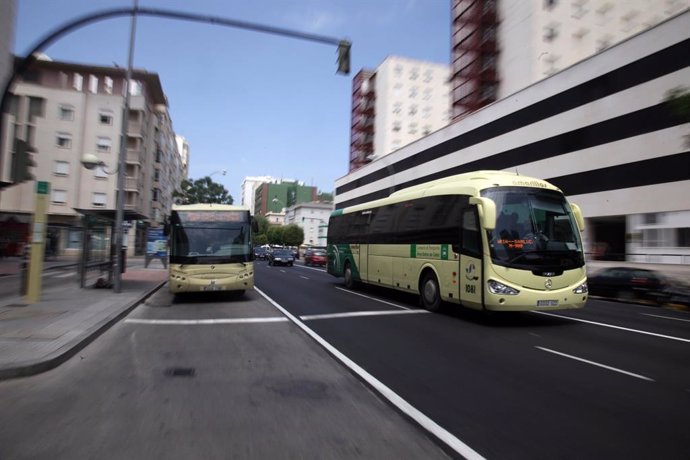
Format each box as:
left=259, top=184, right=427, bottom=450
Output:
left=327, top=171, right=588, bottom=312
left=166, top=204, right=256, bottom=294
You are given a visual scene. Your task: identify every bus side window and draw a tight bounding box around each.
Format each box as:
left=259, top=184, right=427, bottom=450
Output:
left=461, top=208, right=481, bottom=256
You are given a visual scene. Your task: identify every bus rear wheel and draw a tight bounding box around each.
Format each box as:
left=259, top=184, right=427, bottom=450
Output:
left=420, top=272, right=441, bottom=312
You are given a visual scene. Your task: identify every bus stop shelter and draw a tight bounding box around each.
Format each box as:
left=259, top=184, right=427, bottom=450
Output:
left=74, top=208, right=148, bottom=288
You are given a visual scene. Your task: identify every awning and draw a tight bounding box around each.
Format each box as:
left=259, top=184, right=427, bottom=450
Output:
left=74, top=208, right=149, bottom=223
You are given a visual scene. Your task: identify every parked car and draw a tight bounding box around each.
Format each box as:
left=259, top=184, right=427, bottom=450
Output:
left=253, top=246, right=268, bottom=260
left=304, top=248, right=327, bottom=267
left=267, top=248, right=294, bottom=266
left=587, top=267, right=668, bottom=304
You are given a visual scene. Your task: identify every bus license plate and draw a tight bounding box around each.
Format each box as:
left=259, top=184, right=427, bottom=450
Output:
left=537, top=300, right=559, bottom=307
left=203, top=283, right=220, bottom=291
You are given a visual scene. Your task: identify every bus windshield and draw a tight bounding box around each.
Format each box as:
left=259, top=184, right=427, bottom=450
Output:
left=482, top=187, right=584, bottom=270
left=169, top=212, right=252, bottom=265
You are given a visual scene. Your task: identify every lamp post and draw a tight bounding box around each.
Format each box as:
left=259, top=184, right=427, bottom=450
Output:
left=113, top=0, right=138, bottom=293
left=210, top=169, right=227, bottom=177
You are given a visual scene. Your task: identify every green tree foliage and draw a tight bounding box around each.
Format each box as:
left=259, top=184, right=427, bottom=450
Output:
left=317, top=191, right=333, bottom=202
left=254, top=215, right=270, bottom=235
left=283, top=224, right=304, bottom=247
left=254, top=233, right=268, bottom=246
left=173, top=176, right=233, bottom=205
left=266, top=226, right=284, bottom=245
left=665, top=86, right=690, bottom=147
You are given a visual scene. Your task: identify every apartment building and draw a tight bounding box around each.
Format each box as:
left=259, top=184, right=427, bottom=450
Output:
left=284, top=201, right=334, bottom=246
left=349, top=57, right=451, bottom=172
left=253, top=180, right=316, bottom=217
left=240, top=175, right=277, bottom=214
left=0, top=58, right=183, bottom=256
left=451, top=0, right=690, bottom=120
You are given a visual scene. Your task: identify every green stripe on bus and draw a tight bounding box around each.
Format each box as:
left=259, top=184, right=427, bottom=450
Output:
left=441, top=244, right=449, bottom=260
left=411, top=244, right=416, bottom=258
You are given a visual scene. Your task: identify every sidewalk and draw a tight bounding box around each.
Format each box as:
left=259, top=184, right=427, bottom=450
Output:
left=0, top=255, right=167, bottom=380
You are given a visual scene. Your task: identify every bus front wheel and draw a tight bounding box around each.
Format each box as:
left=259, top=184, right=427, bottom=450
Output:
left=420, top=272, right=441, bottom=312
left=344, top=262, right=355, bottom=289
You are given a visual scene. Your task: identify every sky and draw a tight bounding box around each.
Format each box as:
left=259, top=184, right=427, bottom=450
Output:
left=13, top=0, right=451, bottom=203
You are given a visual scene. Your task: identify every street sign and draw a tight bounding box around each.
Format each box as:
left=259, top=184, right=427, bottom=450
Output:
left=36, top=181, right=50, bottom=195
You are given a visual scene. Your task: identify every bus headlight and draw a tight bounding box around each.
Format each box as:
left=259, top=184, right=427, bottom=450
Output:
left=573, top=282, right=588, bottom=294
left=488, top=280, right=520, bottom=295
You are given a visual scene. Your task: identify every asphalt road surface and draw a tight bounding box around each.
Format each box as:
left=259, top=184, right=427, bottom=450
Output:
left=255, top=260, right=690, bottom=460
left=1, top=259, right=688, bottom=459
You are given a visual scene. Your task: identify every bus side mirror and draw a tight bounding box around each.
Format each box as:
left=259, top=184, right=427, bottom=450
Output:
left=570, top=203, right=585, bottom=232
left=469, top=197, right=496, bottom=230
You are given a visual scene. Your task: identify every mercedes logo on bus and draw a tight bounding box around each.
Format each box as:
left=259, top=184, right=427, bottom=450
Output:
left=545, top=279, right=553, bottom=290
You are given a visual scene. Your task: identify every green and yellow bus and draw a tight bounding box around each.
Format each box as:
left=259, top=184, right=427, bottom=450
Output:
left=327, top=171, right=588, bottom=312
left=166, top=204, right=256, bottom=294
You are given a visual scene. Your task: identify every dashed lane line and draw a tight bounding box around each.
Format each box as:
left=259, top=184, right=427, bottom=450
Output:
left=536, top=346, right=655, bottom=382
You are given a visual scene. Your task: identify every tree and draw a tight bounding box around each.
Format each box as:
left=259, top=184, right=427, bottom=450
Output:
left=266, top=225, right=284, bottom=245
left=317, top=191, right=333, bottom=202
left=283, top=224, right=304, bottom=247
left=173, top=176, right=233, bottom=204
left=665, top=86, right=690, bottom=148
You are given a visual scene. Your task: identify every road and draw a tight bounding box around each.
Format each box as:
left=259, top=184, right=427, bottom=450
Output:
left=256, top=261, right=690, bottom=459
left=0, top=259, right=688, bottom=459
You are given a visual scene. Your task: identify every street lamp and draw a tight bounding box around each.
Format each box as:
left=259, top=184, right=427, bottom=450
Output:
left=210, top=169, right=227, bottom=177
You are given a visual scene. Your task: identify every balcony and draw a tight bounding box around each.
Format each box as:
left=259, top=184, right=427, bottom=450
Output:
left=125, top=177, right=139, bottom=191
left=126, top=149, right=142, bottom=165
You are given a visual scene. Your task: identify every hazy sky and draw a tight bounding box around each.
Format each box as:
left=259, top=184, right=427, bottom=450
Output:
left=14, top=0, right=450, bottom=202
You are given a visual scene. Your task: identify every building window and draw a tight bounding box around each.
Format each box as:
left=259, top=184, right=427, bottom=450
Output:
left=88, top=75, right=98, bottom=94
left=104, top=77, right=114, bottom=94
left=677, top=228, right=690, bottom=247
left=408, top=123, right=418, bottom=135
left=54, top=161, right=69, bottom=176
left=393, top=102, right=402, bottom=115
left=59, top=72, right=69, bottom=88
left=423, top=70, right=433, bottom=83
left=52, top=189, right=67, bottom=204
left=99, top=110, right=113, bottom=125
left=408, top=104, right=418, bottom=116
left=409, top=67, right=419, bottom=80
left=543, top=24, right=559, bottom=42
left=73, top=73, right=83, bottom=91
left=59, top=104, right=74, bottom=121
left=392, top=121, right=401, bottom=132
left=94, top=166, right=107, bottom=179
left=423, top=125, right=432, bottom=135
left=28, top=97, right=45, bottom=119
left=394, top=64, right=403, bottom=78
left=544, top=0, right=558, bottom=9
left=92, top=192, right=107, bottom=207
left=128, top=79, right=142, bottom=96
left=152, top=189, right=159, bottom=202
left=409, top=86, right=419, bottom=98
left=96, top=137, right=112, bottom=153
left=154, top=169, right=160, bottom=181
left=56, top=132, right=72, bottom=149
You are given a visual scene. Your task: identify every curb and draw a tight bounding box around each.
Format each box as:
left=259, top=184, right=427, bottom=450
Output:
left=0, top=280, right=167, bottom=381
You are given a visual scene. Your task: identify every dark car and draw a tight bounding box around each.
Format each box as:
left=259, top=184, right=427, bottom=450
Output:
left=304, top=249, right=327, bottom=267
left=268, top=249, right=294, bottom=266
left=253, top=246, right=268, bottom=260
left=587, top=267, right=668, bottom=304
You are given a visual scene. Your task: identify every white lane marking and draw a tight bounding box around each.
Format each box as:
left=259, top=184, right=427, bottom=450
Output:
left=125, top=317, right=288, bottom=325
left=641, top=313, right=690, bottom=323
left=532, top=311, right=690, bottom=343
left=301, top=309, right=429, bottom=321
left=299, top=275, right=310, bottom=280
left=334, top=286, right=412, bottom=310
left=53, top=272, right=74, bottom=278
left=255, top=287, right=486, bottom=460
left=296, top=264, right=326, bottom=272
left=536, top=346, right=655, bottom=382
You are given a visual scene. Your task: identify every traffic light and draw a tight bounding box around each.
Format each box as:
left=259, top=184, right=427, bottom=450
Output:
left=337, top=40, right=351, bottom=75
left=11, top=139, right=36, bottom=183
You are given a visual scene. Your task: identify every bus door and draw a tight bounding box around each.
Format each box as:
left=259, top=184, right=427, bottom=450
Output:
left=459, top=207, right=483, bottom=308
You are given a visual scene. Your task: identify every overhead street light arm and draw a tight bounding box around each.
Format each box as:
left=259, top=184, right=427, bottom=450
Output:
left=1, top=7, right=351, bottom=184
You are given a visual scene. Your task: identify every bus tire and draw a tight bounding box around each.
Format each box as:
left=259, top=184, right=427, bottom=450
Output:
left=420, top=272, right=442, bottom=312
left=344, top=262, right=355, bottom=289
